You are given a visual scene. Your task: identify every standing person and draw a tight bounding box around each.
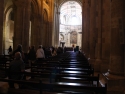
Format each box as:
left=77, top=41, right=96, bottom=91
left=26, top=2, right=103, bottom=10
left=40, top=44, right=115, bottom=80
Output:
left=8, top=52, right=25, bottom=88
left=12, top=44, right=25, bottom=60
left=26, top=46, right=31, bottom=63
left=28, top=46, right=36, bottom=64
left=36, top=45, right=45, bottom=61
left=27, top=46, right=31, bottom=54
left=8, top=46, right=13, bottom=55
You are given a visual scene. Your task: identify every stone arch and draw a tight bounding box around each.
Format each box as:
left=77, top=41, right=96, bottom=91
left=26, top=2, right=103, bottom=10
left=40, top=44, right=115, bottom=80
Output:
left=53, top=0, right=82, bottom=48
left=59, top=0, right=82, bottom=10
left=60, top=33, right=64, bottom=40
left=31, top=0, right=39, bottom=15
left=43, top=9, right=48, bottom=23
left=4, top=3, right=14, bottom=54
left=57, top=0, right=82, bottom=47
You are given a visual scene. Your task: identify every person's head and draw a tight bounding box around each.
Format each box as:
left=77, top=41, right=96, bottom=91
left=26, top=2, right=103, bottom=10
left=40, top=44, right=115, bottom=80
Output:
left=31, top=45, right=35, bottom=49
left=52, top=47, right=55, bottom=52
left=39, top=45, right=42, bottom=48
left=15, top=52, right=22, bottom=60
left=17, top=44, right=22, bottom=50
left=39, top=45, right=41, bottom=48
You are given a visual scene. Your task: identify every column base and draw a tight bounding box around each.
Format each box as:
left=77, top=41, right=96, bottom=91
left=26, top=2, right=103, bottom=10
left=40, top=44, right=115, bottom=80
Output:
left=90, top=59, right=109, bottom=72
left=100, top=72, right=125, bottom=94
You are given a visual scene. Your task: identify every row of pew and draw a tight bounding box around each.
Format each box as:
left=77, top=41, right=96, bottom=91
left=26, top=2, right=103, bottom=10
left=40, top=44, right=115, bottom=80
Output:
left=0, top=51, right=107, bottom=94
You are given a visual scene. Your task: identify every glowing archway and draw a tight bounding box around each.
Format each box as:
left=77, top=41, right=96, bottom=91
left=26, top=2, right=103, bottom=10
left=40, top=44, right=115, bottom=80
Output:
left=59, top=1, right=82, bottom=48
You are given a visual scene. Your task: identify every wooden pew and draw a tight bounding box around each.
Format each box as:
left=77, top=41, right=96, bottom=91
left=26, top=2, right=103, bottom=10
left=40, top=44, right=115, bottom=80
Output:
left=30, top=61, right=94, bottom=76
left=8, top=71, right=57, bottom=83
left=62, top=59, right=88, bottom=62
left=55, top=74, right=100, bottom=86
left=29, top=65, right=94, bottom=76
left=0, top=58, right=12, bottom=78
left=1, top=71, right=103, bottom=94
left=59, top=64, right=91, bottom=68
left=0, top=78, right=42, bottom=94
left=0, top=78, right=107, bottom=94
left=42, top=82, right=107, bottom=94
left=31, top=61, right=92, bottom=69
left=60, top=61, right=89, bottom=65
left=0, top=52, right=104, bottom=94
left=7, top=71, right=97, bottom=84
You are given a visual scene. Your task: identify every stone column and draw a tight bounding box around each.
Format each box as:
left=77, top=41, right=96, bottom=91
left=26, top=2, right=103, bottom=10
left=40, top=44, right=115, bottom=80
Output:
left=0, top=0, right=4, bottom=54
left=48, top=21, right=53, bottom=47
left=31, top=15, right=41, bottom=48
left=13, top=0, right=24, bottom=50
left=13, top=0, right=31, bottom=52
left=101, top=1, right=125, bottom=93
left=124, top=1, right=125, bottom=77
left=89, top=0, right=96, bottom=61
left=94, top=0, right=103, bottom=72
left=82, top=0, right=90, bottom=57
left=95, top=0, right=102, bottom=59
left=22, top=0, right=31, bottom=52
left=47, top=21, right=52, bottom=47
left=109, top=0, right=124, bottom=76
left=48, top=0, right=53, bottom=47
left=13, top=0, right=25, bottom=50
left=53, top=3, right=60, bottom=47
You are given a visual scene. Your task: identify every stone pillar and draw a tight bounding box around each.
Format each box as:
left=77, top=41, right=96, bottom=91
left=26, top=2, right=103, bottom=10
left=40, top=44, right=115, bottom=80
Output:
left=48, top=0, right=54, bottom=47
left=82, top=0, right=90, bottom=57
left=42, top=21, right=47, bottom=47
left=47, top=21, right=53, bottom=47
left=48, top=21, right=53, bottom=47
left=53, top=3, right=60, bottom=47
left=31, top=15, right=41, bottom=48
left=100, top=0, right=111, bottom=72
left=124, top=1, right=125, bottom=77
left=22, top=0, right=31, bottom=52
left=100, top=1, right=125, bottom=94
left=94, top=0, right=103, bottom=72
left=89, top=0, right=96, bottom=59
left=95, top=0, right=102, bottom=60
left=13, top=1, right=24, bottom=50
left=13, top=0, right=31, bottom=52
left=109, top=0, right=124, bottom=76
left=0, top=0, right=4, bottom=54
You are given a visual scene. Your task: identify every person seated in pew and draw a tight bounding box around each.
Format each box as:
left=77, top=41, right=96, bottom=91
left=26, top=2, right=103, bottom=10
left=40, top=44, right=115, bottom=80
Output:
left=50, top=47, right=57, bottom=57
left=8, top=52, right=25, bottom=88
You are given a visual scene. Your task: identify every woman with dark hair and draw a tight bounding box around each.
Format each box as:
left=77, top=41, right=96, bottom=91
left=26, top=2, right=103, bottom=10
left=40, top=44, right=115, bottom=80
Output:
left=12, top=44, right=25, bottom=60
left=51, top=47, right=57, bottom=56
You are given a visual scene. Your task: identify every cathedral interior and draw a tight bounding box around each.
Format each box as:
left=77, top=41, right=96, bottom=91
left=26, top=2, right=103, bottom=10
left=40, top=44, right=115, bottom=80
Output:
left=0, top=0, right=125, bottom=94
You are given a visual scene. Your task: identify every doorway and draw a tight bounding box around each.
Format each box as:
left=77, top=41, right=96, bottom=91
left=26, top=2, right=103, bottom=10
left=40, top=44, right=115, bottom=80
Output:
left=59, top=1, right=82, bottom=48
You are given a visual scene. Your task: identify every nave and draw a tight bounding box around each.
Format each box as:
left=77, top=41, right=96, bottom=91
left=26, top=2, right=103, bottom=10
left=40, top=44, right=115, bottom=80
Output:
left=0, top=51, right=107, bottom=94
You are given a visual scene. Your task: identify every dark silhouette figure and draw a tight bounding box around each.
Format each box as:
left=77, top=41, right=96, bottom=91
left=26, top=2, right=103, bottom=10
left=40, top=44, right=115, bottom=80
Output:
left=8, top=46, right=12, bottom=55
